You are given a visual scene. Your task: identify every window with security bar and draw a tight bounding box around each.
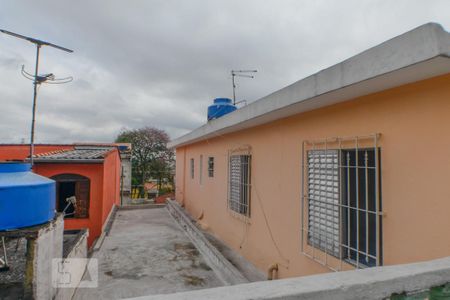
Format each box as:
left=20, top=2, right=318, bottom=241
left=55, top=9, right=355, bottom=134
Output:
left=190, top=158, right=194, bottom=179
left=302, top=135, right=382, bottom=270
left=199, top=155, right=203, bottom=185
left=208, top=157, right=214, bottom=177
left=341, top=149, right=380, bottom=267
left=228, top=155, right=251, bottom=216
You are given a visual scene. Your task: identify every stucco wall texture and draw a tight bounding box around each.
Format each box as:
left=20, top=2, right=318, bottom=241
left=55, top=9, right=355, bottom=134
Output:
left=175, top=73, right=450, bottom=279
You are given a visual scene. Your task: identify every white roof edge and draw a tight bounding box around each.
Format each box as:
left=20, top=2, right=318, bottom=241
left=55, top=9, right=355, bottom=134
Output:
left=169, top=23, right=450, bottom=149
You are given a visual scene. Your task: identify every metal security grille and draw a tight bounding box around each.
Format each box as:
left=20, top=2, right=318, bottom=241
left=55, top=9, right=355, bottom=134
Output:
left=301, top=134, right=382, bottom=271
left=308, top=150, right=340, bottom=257
left=228, top=155, right=251, bottom=216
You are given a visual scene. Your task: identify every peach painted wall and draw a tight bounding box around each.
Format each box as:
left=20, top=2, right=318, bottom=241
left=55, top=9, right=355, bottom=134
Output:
left=34, top=163, right=104, bottom=247
left=175, top=73, right=450, bottom=279
left=0, top=145, right=73, bottom=161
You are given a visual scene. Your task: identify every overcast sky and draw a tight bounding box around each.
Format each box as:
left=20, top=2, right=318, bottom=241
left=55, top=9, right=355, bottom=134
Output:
left=0, top=0, right=449, bottom=143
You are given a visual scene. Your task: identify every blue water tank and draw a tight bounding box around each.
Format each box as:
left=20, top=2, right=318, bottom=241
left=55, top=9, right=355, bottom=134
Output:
left=0, top=163, right=55, bottom=230
left=207, top=98, right=237, bottom=121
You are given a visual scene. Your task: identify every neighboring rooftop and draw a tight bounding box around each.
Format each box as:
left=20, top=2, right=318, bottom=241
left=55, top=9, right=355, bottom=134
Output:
left=0, top=143, right=127, bottom=162
left=168, top=23, right=450, bottom=148
left=32, top=147, right=114, bottom=163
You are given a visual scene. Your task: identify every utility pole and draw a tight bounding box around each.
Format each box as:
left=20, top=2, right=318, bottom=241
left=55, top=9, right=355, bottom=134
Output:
left=231, top=70, right=257, bottom=105
left=0, top=29, right=73, bottom=166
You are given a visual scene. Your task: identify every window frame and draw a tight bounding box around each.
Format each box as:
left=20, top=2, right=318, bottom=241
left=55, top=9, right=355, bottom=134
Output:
left=190, top=158, right=194, bottom=179
left=199, top=155, right=203, bottom=185
left=227, top=154, right=251, bottom=217
left=52, top=173, right=90, bottom=219
left=301, top=134, right=382, bottom=271
left=340, top=148, right=382, bottom=268
left=208, top=157, right=214, bottom=178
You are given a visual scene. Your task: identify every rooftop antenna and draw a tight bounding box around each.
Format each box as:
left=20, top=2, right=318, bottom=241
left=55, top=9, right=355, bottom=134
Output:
left=0, top=29, right=73, bottom=167
left=231, top=70, right=257, bottom=105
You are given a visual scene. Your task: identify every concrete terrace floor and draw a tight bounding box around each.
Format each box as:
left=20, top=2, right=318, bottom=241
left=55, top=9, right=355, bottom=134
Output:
left=73, top=208, right=223, bottom=300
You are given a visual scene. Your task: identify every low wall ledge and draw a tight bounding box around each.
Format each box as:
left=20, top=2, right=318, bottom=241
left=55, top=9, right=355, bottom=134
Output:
left=127, top=256, right=450, bottom=300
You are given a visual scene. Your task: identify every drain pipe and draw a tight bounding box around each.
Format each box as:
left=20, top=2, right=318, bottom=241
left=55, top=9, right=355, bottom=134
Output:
left=267, top=263, right=278, bottom=280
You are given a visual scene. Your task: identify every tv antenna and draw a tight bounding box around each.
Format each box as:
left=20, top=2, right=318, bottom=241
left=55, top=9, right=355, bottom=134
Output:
left=231, top=70, right=257, bottom=105
left=0, top=29, right=73, bottom=166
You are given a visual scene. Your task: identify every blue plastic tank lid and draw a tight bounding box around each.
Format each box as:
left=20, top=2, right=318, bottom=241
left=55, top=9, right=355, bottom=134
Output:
left=0, top=162, right=31, bottom=173
left=214, top=98, right=232, bottom=104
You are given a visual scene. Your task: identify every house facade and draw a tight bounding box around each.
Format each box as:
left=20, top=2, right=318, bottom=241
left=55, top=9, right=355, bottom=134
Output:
left=169, top=23, right=450, bottom=278
left=0, top=144, right=121, bottom=246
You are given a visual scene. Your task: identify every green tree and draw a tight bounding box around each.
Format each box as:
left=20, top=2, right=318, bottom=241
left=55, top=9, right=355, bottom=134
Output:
left=115, top=127, right=174, bottom=190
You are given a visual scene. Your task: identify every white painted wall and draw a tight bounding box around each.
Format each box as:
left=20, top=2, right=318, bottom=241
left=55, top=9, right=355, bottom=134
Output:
left=55, top=231, right=88, bottom=300
left=121, top=154, right=132, bottom=193
left=34, top=214, right=64, bottom=300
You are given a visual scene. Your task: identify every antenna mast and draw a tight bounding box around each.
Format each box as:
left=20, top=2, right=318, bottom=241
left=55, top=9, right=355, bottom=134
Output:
left=231, top=70, right=257, bottom=105
left=0, top=29, right=73, bottom=167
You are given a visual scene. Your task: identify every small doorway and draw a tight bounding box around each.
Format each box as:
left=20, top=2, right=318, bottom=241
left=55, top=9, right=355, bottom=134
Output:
left=52, top=174, right=90, bottom=218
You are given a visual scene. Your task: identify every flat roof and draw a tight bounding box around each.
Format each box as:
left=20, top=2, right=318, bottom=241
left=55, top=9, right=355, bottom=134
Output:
left=168, top=23, right=450, bottom=149
left=72, top=208, right=223, bottom=299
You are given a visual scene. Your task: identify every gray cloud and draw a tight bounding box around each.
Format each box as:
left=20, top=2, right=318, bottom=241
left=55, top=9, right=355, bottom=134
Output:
left=0, top=0, right=449, bottom=143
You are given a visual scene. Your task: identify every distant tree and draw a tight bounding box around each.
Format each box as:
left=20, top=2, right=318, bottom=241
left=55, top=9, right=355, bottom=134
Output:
left=115, top=127, right=174, bottom=189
